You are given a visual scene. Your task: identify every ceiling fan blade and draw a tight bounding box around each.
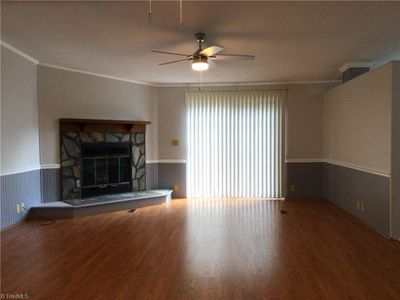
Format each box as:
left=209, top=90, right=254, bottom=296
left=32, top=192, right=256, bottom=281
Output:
left=151, top=50, right=192, bottom=57
left=200, top=46, right=224, bottom=57
left=158, top=58, right=192, bottom=66
left=214, top=54, right=255, bottom=61
left=207, top=58, right=217, bottom=68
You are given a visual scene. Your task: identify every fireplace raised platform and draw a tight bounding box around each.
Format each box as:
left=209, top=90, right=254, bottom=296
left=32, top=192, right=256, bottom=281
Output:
left=30, top=190, right=172, bottom=219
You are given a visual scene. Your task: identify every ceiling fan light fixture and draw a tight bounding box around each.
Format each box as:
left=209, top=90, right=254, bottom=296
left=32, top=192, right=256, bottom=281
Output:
left=192, top=56, right=209, bottom=71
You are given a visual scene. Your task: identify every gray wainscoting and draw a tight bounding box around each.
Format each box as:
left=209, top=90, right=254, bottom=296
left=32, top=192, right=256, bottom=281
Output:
left=158, top=163, right=186, bottom=198
left=1, top=169, right=42, bottom=229
left=146, top=163, right=159, bottom=190
left=285, top=162, right=324, bottom=199
left=41, top=168, right=60, bottom=202
left=323, top=163, right=390, bottom=236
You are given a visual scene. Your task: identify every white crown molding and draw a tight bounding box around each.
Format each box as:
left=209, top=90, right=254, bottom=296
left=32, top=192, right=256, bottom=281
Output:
left=339, top=61, right=373, bottom=73
left=39, top=63, right=156, bottom=86
left=1, top=166, right=41, bottom=176
left=285, top=158, right=324, bottom=163
left=372, top=55, right=400, bottom=71
left=39, top=64, right=340, bottom=87
left=0, top=40, right=39, bottom=65
left=154, top=80, right=341, bottom=88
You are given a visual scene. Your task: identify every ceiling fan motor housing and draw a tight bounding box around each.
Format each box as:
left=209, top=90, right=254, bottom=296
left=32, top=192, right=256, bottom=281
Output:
left=192, top=56, right=208, bottom=64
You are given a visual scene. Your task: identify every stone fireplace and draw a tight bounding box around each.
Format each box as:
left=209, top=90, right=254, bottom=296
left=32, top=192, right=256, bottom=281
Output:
left=60, top=119, right=150, bottom=200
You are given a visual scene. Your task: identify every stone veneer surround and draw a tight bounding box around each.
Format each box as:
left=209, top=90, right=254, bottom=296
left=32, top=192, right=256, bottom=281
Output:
left=60, top=131, right=146, bottom=200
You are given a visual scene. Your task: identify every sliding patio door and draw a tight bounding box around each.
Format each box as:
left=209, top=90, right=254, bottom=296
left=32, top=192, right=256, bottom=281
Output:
left=186, top=90, right=285, bottom=199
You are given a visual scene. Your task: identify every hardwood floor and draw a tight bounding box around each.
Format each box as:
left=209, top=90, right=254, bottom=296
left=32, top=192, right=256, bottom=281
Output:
left=1, top=199, right=400, bottom=300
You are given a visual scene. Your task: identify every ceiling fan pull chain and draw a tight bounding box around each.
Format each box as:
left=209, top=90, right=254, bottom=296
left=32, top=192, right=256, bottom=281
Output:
left=180, top=0, right=183, bottom=30
left=148, top=0, right=152, bottom=22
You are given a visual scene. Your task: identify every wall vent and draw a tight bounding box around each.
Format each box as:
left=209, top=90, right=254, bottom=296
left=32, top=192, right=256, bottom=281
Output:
left=339, top=62, right=373, bottom=83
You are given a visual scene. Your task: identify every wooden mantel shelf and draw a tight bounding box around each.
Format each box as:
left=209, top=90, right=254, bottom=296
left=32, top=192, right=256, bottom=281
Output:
left=60, top=118, right=151, bottom=133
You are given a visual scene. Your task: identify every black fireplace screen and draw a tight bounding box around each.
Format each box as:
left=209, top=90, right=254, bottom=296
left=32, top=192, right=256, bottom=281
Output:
left=81, top=143, right=131, bottom=198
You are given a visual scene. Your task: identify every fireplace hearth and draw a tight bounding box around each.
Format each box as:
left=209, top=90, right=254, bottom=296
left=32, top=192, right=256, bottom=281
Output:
left=59, top=119, right=150, bottom=201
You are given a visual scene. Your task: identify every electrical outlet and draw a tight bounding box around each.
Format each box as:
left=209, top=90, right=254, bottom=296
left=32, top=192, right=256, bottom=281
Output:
left=173, top=184, right=179, bottom=192
left=361, top=201, right=365, bottom=212
left=16, top=204, right=21, bottom=214
left=21, top=203, right=25, bottom=209
left=289, top=185, right=295, bottom=192
left=171, top=139, right=179, bottom=146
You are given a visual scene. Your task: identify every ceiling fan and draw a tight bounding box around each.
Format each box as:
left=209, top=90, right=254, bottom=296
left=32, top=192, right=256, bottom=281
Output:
left=151, top=33, right=255, bottom=71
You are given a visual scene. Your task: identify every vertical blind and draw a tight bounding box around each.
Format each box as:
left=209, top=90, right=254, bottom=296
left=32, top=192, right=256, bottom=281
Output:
left=186, top=90, right=285, bottom=199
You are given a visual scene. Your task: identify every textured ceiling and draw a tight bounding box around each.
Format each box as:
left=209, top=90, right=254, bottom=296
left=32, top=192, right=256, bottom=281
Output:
left=1, top=1, right=399, bottom=85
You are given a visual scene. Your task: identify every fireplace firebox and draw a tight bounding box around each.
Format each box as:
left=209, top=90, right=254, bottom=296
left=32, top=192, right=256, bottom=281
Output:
left=81, top=143, right=132, bottom=198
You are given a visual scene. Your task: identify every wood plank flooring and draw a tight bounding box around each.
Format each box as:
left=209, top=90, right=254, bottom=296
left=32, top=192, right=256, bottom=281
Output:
left=1, top=199, right=400, bottom=299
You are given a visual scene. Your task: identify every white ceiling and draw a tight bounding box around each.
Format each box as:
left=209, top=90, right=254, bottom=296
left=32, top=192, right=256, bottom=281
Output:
left=1, top=1, right=399, bottom=85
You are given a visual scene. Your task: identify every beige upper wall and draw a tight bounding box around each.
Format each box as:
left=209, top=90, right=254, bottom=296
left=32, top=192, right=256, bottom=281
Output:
left=156, top=87, right=187, bottom=160
left=286, top=84, right=336, bottom=159
left=38, top=66, right=158, bottom=165
left=323, top=63, right=393, bottom=174
left=157, top=83, right=336, bottom=160
left=1, top=45, right=40, bottom=174
left=38, top=65, right=334, bottom=165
